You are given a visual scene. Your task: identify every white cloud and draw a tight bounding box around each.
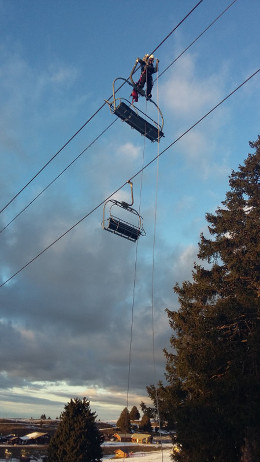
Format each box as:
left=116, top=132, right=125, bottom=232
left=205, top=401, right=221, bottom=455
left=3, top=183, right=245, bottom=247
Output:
left=175, top=195, right=195, bottom=213
left=117, top=142, right=141, bottom=160
left=49, top=66, right=78, bottom=85
left=178, top=244, right=197, bottom=269
left=179, top=130, right=208, bottom=161
left=161, top=53, right=225, bottom=119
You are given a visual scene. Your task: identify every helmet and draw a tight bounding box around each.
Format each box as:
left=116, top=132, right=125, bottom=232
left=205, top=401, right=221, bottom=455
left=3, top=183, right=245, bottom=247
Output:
left=149, top=54, right=154, bottom=60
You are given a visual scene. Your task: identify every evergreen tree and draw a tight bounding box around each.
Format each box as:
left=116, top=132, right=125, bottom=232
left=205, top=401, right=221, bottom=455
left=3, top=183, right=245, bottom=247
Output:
left=155, top=139, right=260, bottom=461
left=116, top=407, right=131, bottom=433
left=48, top=397, right=103, bottom=462
left=129, top=405, right=140, bottom=421
left=140, top=401, right=155, bottom=419
left=145, top=383, right=176, bottom=431
left=139, top=414, right=152, bottom=433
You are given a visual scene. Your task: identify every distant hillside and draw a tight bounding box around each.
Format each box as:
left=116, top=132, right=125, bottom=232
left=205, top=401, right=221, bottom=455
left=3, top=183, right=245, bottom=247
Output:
left=0, top=418, right=58, bottom=438
left=0, top=418, right=116, bottom=438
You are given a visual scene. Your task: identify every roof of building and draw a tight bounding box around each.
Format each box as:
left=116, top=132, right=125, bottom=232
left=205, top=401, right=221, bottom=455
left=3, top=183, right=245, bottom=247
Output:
left=131, top=433, right=152, bottom=439
left=20, top=432, right=48, bottom=441
left=114, top=448, right=130, bottom=458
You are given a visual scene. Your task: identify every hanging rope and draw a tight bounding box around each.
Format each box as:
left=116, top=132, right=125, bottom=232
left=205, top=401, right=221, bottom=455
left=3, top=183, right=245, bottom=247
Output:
left=150, top=66, right=164, bottom=460
left=126, top=127, right=146, bottom=412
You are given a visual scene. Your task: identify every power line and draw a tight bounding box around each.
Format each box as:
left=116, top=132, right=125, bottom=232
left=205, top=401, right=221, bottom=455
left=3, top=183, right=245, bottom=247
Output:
left=151, top=0, right=203, bottom=55
left=0, top=103, right=106, bottom=214
left=129, top=69, right=259, bottom=184
left=0, top=119, right=117, bottom=234
left=158, top=0, right=239, bottom=79
left=0, top=0, right=238, bottom=234
left=1, top=68, right=258, bottom=289
left=0, top=0, right=204, bottom=216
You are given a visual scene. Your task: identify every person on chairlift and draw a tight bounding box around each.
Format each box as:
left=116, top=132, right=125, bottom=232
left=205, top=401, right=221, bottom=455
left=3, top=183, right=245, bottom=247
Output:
left=131, top=54, right=159, bottom=103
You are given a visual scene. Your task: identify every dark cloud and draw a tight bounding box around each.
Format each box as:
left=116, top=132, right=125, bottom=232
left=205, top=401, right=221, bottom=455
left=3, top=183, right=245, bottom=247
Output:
left=0, top=33, right=202, bottom=420
left=0, top=388, right=62, bottom=407
left=0, top=178, right=195, bottom=416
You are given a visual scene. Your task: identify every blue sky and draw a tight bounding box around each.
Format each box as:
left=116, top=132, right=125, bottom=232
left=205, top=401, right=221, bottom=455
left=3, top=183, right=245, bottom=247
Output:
left=0, top=0, right=259, bottom=421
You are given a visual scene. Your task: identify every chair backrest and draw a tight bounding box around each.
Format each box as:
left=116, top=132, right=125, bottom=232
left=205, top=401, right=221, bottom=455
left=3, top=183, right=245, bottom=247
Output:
left=114, top=102, right=163, bottom=142
left=107, top=217, right=141, bottom=241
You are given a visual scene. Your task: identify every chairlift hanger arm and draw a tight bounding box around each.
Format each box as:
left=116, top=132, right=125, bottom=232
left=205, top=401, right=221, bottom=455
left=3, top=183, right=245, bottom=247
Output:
left=126, top=180, right=134, bottom=207
left=102, top=194, right=145, bottom=242
left=112, top=77, right=133, bottom=109
left=105, top=74, right=164, bottom=142
left=149, top=99, right=164, bottom=133
left=112, top=71, right=164, bottom=133
left=130, top=60, right=139, bottom=87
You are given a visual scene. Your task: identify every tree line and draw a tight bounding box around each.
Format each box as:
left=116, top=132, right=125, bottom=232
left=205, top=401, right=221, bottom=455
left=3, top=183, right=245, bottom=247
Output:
left=116, top=405, right=154, bottom=433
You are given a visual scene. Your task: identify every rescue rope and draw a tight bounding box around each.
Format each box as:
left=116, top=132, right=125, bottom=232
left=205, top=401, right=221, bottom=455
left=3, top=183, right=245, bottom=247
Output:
left=126, top=120, right=146, bottom=412
left=151, top=68, right=164, bottom=461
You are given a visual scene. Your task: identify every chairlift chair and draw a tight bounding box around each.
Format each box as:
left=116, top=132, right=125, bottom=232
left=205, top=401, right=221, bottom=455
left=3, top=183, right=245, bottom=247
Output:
left=105, top=77, right=164, bottom=142
left=102, top=181, right=145, bottom=242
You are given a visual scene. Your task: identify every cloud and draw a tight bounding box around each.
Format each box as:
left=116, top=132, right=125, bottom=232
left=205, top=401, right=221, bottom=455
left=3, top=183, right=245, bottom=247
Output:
left=0, top=180, right=199, bottom=414
left=0, top=54, right=210, bottom=415
left=48, top=66, right=78, bottom=86
left=117, top=143, right=141, bottom=160
left=156, top=52, right=233, bottom=182
left=161, top=53, right=225, bottom=119
left=0, top=42, right=222, bottom=422
left=0, top=48, right=78, bottom=109
left=0, top=42, right=83, bottom=178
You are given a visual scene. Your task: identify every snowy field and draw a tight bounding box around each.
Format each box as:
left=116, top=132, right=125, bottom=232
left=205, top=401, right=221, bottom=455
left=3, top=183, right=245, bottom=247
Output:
left=103, top=445, right=174, bottom=462
left=0, top=442, right=174, bottom=462
left=0, top=446, right=174, bottom=462
left=111, top=448, right=173, bottom=462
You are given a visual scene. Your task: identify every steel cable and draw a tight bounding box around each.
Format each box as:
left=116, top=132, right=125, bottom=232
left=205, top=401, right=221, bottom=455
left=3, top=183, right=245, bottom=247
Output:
left=0, top=0, right=238, bottom=233
left=1, top=68, right=258, bottom=288
left=0, top=0, right=204, bottom=215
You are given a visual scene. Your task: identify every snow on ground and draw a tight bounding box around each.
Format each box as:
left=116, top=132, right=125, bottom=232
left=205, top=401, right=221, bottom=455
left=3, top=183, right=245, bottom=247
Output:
left=0, top=451, right=174, bottom=462
left=0, top=444, right=174, bottom=462
left=103, top=446, right=175, bottom=462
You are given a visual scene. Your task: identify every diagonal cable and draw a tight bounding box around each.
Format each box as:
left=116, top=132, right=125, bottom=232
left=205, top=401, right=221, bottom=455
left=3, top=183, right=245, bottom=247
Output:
left=0, top=0, right=204, bottom=215
left=0, top=0, right=238, bottom=233
left=1, top=68, right=258, bottom=288
left=0, top=119, right=117, bottom=234
left=158, top=0, right=239, bottom=80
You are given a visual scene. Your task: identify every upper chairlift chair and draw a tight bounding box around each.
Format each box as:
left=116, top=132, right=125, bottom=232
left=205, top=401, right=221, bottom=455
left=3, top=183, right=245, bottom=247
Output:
left=102, top=181, right=145, bottom=242
left=105, top=75, right=164, bottom=143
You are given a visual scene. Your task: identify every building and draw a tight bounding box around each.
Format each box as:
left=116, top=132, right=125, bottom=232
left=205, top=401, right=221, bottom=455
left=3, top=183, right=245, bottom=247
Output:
left=153, top=435, right=172, bottom=444
left=8, top=432, right=50, bottom=445
left=114, top=448, right=130, bottom=458
left=113, top=433, right=132, bottom=443
left=131, top=433, right=152, bottom=444
left=20, top=432, right=49, bottom=445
